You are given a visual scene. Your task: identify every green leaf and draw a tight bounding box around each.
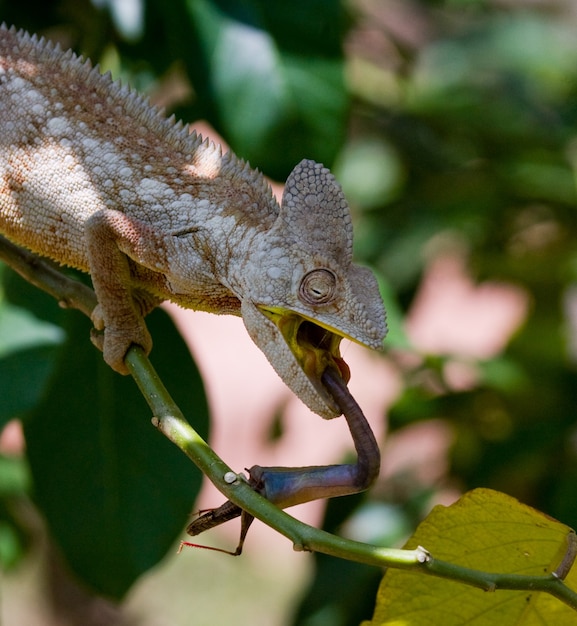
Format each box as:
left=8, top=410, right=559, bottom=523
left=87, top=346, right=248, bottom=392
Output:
left=23, top=308, right=209, bottom=598
left=2, top=264, right=71, bottom=328
left=0, top=455, right=30, bottom=497
left=0, top=456, right=32, bottom=570
left=293, top=491, right=386, bottom=626
left=0, top=301, right=63, bottom=358
left=179, top=0, right=348, bottom=178
left=0, top=278, right=63, bottom=427
left=0, top=345, right=59, bottom=427
left=366, top=489, right=577, bottom=625
left=0, top=518, right=25, bottom=569
left=294, top=553, right=381, bottom=626
left=118, top=0, right=348, bottom=177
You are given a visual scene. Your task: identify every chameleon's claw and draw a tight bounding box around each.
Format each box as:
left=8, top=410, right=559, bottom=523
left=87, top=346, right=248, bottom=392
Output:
left=184, top=367, right=380, bottom=554
left=89, top=304, right=153, bottom=374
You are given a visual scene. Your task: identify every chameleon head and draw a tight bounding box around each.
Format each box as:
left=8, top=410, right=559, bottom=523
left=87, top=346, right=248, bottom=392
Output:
left=240, top=160, right=387, bottom=419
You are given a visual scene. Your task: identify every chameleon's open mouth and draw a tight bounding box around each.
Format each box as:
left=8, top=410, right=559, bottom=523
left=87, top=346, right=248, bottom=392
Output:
left=259, top=308, right=350, bottom=414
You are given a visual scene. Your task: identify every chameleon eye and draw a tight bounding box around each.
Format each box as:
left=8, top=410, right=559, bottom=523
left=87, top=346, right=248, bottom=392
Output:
left=299, top=269, right=337, bottom=305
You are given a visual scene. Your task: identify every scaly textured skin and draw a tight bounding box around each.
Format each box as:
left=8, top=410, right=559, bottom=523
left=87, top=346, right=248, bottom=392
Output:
left=0, top=25, right=386, bottom=418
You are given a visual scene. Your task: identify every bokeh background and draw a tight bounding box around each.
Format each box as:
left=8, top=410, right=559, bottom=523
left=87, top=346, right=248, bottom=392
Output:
left=1, top=1, right=576, bottom=624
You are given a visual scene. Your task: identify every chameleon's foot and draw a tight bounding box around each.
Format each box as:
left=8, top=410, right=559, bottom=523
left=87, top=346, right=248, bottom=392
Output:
left=184, top=366, right=380, bottom=555
left=89, top=306, right=153, bottom=374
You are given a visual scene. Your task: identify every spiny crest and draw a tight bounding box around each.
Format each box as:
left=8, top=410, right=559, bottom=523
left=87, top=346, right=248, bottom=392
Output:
left=220, top=151, right=277, bottom=208
left=185, top=134, right=224, bottom=174
left=2, top=24, right=276, bottom=211
left=0, top=24, right=223, bottom=170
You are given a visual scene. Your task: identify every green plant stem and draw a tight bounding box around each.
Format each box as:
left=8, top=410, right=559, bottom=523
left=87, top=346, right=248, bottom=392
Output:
left=2, top=238, right=577, bottom=611
left=424, top=556, right=577, bottom=610
left=125, top=345, right=433, bottom=570
left=126, top=347, right=577, bottom=610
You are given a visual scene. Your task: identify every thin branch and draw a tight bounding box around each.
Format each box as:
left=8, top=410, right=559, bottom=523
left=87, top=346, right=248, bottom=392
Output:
left=2, top=237, right=577, bottom=611
left=0, top=235, right=96, bottom=316
left=126, top=348, right=577, bottom=611
left=126, top=346, right=427, bottom=566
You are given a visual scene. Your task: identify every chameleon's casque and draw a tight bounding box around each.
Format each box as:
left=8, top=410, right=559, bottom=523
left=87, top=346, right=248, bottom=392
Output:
left=0, top=25, right=386, bottom=418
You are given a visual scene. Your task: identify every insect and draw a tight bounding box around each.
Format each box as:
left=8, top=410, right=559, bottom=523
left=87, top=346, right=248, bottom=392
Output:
left=180, top=366, right=380, bottom=555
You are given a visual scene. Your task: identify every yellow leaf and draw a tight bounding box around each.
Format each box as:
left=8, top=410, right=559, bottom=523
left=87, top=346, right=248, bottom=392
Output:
left=365, top=488, right=577, bottom=626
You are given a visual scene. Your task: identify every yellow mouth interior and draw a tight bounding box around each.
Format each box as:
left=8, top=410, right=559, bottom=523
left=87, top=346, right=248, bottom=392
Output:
left=259, top=307, right=351, bottom=412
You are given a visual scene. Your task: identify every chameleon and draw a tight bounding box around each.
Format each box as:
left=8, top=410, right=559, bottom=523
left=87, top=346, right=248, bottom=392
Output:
left=0, top=25, right=386, bottom=520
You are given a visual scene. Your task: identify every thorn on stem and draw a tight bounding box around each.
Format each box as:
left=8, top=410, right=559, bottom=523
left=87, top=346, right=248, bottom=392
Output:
left=416, top=546, right=431, bottom=563
left=224, top=471, right=238, bottom=484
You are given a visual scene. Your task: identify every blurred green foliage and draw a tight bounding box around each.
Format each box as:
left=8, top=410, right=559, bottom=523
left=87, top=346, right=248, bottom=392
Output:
left=1, top=0, right=577, bottom=623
